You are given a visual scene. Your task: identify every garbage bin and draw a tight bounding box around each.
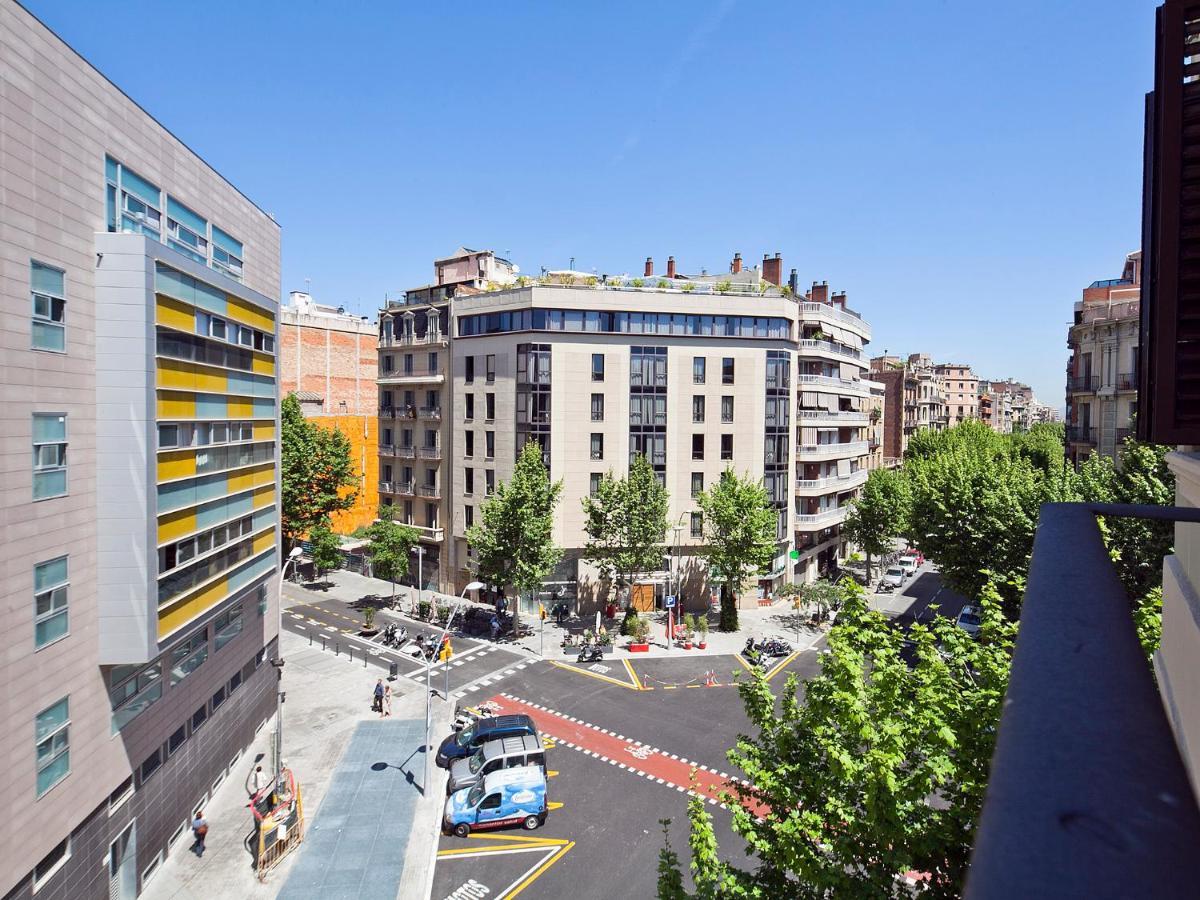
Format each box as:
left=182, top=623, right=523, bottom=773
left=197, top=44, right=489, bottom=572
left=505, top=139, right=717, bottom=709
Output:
left=389, top=661, right=399, bottom=680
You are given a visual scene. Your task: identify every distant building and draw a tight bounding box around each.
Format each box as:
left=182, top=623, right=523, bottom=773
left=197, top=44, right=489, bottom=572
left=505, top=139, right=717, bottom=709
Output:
left=869, top=356, right=908, bottom=463
left=935, top=363, right=979, bottom=426
left=280, top=292, right=379, bottom=532
left=1066, top=251, right=1141, bottom=465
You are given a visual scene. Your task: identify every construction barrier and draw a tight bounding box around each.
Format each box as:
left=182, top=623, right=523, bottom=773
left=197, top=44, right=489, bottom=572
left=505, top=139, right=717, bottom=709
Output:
left=253, top=768, right=304, bottom=881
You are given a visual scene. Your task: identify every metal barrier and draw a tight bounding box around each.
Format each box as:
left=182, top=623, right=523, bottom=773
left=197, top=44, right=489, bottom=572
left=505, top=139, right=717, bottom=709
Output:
left=253, top=768, right=305, bottom=881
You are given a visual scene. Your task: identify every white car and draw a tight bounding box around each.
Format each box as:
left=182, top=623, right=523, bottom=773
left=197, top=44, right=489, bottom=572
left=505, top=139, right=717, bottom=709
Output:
left=881, top=566, right=906, bottom=588
left=897, top=556, right=919, bottom=576
left=956, top=606, right=982, bottom=637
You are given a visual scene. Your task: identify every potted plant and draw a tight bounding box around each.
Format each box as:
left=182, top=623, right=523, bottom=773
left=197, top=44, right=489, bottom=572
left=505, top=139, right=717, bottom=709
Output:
left=417, top=598, right=432, bottom=620
left=627, top=615, right=650, bottom=652
left=681, top=282, right=695, bottom=293
left=361, top=605, right=378, bottom=636
left=630, top=277, right=645, bottom=288
left=680, top=613, right=694, bottom=650
left=715, top=280, right=733, bottom=293
left=656, top=279, right=670, bottom=289
left=697, top=615, right=709, bottom=649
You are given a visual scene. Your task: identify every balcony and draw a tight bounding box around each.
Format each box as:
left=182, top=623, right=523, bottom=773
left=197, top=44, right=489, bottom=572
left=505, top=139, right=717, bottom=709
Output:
left=797, top=373, right=870, bottom=394
left=1116, top=427, right=1133, bottom=443
left=378, top=332, right=448, bottom=349
left=418, top=484, right=441, bottom=499
left=419, top=405, right=442, bottom=420
left=1117, top=372, right=1138, bottom=391
left=389, top=480, right=415, bottom=495
left=793, top=507, right=848, bottom=529
left=965, top=502, right=1200, bottom=897
left=798, top=338, right=864, bottom=361
left=1067, top=426, right=1096, bottom=444
left=796, top=440, right=869, bottom=460
left=419, top=445, right=442, bottom=460
left=1068, top=375, right=1099, bottom=392
left=380, top=444, right=416, bottom=459
left=794, top=469, right=868, bottom=496
left=797, top=409, right=870, bottom=425
left=379, top=368, right=445, bottom=385
left=379, top=405, right=419, bottom=420
left=378, top=481, right=393, bottom=493
left=797, top=301, right=872, bottom=340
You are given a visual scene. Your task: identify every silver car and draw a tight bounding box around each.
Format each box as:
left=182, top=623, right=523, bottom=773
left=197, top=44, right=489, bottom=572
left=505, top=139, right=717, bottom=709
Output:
left=447, top=733, right=546, bottom=795
left=881, top=566, right=906, bottom=588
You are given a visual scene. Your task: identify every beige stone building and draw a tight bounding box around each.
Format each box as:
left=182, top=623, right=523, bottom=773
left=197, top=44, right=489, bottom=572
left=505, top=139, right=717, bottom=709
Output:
left=935, top=363, right=979, bottom=426
left=0, top=5, right=281, bottom=898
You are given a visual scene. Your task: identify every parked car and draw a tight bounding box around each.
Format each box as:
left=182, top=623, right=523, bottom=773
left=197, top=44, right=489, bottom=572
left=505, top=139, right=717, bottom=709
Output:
left=443, top=765, right=548, bottom=837
left=955, top=605, right=982, bottom=637
left=436, top=714, right=537, bottom=768
left=881, top=566, right=906, bottom=589
left=447, top=734, right=546, bottom=794
left=897, top=556, right=919, bottom=576
left=904, top=548, right=926, bottom=565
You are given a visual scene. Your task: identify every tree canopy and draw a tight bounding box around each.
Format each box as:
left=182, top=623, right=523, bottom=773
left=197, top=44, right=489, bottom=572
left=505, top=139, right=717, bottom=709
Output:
left=307, top=520, right=343, bottom=586
left=365, top=519, right=418, bottom=601
left=581, top=453, right=670, bottom=599
left=280, top=393, right=358, bottom=550
left=843, top=467, right=909, bottom=582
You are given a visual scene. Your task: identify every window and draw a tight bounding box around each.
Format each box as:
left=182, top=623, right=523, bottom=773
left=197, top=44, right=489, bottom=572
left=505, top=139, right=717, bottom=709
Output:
left=690, top=512, right=703, bottom=538
left=108, top=776, right=134, bottom=815
left=590, top=473, right=602, bottom=496
left=110, top=663, right=163, bottom=732
left=485, top=431, right=495, bottom=459
left=191, top=705, right=208, bottom=732
left=721, top=396, right=734, bottom=423
left=721, top=434, right=733, bottom=460
left=465, top=395, right=475, bottom=420
left=485, top=469, right=495, bottom=495
left=33, top=838, right=70, bottom=890
left=722, top=358, right=735, bottom=384
left=429, top=352, right=439, bottom=372
left=691, top=472, right=704, bottom=499
left=590, top=433, right=604, bottom=460
left=34, top=556, right=69, bottom=648
left=465, top=431, right=475, bottom=457
left=465, top=356, right=475, bottom=383
left=692, top=395, right=705, bottom=423
left=139, top=747, right=162, bottom=783
left=31, top=262, right=66, bottom=352
left=591, top=393, right=604, bottom=422
left=382, top=354, right=394, bottom=374
left=214, top=604, right=243, bottom=651
left=167, top=196, right=209, bottom=263
left=692, top=434, right=704, bottom=460
left=33, top=414, right=68, bottom=499
left=464, top=467, right=474, bottom=494
left=465, top=505, right=474, bottom=529
left=35, top=698, right=70, bottom=796
left=592, top=353, right=605, bottom=381
left=211, top=685, right=226, bottom=711
left=229, top=670, right=243, bottom=694
left=486, top=354, right=496, bottom=383
left=211, top=226, right=244, bottom=281
left=167, top=724, right=187, bottom=756
left=426, top=502, right=438, bottom=527
left=170, top=629, right=209, bottom=685
left=693, top=357, right=706, bottom=384
left=486, top=393, right=496, bottom=420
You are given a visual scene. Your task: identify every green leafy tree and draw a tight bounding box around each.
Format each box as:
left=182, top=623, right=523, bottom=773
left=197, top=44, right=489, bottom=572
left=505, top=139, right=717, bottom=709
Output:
left=843, top=467, right=910, bottom=583
left=467, top=440, right=563, bottom=630
left=659, top=579, right=1018, bottom=898
left=365, top=519, right=418, bottom=603
left=696, top=469, right=777, bottom=632
left=582, top=453, right=670, bottom=604
left=307, top=521, right=343, bottom=587
left=281, top=393, right=358, bottom=552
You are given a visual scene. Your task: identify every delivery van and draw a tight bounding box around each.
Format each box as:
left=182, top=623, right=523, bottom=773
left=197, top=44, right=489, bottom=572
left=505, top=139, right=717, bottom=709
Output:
left=443, top=765, right=548, bottom=837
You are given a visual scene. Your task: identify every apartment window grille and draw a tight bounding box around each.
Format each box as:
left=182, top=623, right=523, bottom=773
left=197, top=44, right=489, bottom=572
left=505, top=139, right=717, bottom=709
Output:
left=693, top=356, right=706, bottom=384
left=592, top=353, right=605, bottom=381
left=110, top=662, right=163, bottom=732
left=33, top=413, right=67, bottom=499
left=590, top=433, right=604, bottom=460
left=31, top=261, right=66, bottom=352
left=35, top=698, right=70, bottom=796
left=34, top=556, right=69, bottom=648
left=690, top=512, right=703, bottom=538
left=722, top=357, right=735, bottom=384
left=591, top=394, right=604, bottom=422
left=693, top=395, right=705, bottom=423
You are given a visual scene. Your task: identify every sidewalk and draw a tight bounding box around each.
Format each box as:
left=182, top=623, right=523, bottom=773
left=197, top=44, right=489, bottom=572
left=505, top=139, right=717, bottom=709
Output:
left=143, top=626, right=454, bottom=900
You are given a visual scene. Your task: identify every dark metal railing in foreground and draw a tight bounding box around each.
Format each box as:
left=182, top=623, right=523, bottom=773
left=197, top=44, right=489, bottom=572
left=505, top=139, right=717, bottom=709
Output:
left=966, top=502, right=1200, bottom=899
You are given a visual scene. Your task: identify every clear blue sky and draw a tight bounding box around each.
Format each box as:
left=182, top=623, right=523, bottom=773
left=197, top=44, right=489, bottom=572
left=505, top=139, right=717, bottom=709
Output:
left=27, top=0, right=1159, bottom=406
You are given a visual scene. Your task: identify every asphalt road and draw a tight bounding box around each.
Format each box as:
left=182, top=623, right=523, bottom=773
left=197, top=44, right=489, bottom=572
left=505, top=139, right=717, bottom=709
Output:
left=884, top=568, right=972, bottom=631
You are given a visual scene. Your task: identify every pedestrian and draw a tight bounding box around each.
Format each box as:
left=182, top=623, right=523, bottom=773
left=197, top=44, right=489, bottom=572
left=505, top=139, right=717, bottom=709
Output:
left=191, top=810, right=208, bottom=856
left=249, top=764, right=265, bottom=799
left=497, top=594, right=508, bottom=616
left=490, top=614, right=500, bottom=641
left=382, top=683, right=393, bottom=718
left=372, top=678, right=384, bottom=713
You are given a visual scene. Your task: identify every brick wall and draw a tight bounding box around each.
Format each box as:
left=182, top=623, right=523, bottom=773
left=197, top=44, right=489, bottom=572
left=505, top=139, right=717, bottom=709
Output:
left=279, top=316, right=378, bottom=416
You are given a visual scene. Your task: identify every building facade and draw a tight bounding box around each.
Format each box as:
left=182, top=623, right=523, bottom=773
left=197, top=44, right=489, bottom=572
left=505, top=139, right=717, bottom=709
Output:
left=280, top=292, right=378, bottom=533
left=935, top=363, right=979, bottom=426
left=1066, top=251, right=1141, bottom=464
left=379, top=251, right=875, bottom=608
left=1, top=6, right=280, bottom=899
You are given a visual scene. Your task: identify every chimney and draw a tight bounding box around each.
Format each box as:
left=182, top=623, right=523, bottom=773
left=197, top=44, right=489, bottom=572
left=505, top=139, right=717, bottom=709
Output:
left=788, top=268, right=798, bottom=295
left=810, top=280, right=829, bottom=304
left=731, top=252, right=742, bottom=274
left=666, top=256, right=676, bottom=279
left=644, top=257, right=654, bottom=277
left=832, top=290, right=847, bottom=309
left=762, top=252, right=783, bottom=286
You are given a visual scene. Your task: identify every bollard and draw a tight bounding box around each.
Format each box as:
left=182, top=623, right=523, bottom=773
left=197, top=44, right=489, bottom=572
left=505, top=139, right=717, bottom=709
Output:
left=364, top=653, right=367, bottom=668
left=335, top=641, right=340, bottom=656
left=321, top=635, right=326, bottom=651
left=309, top=630, right=312, bottom=646
left=348, top=646, right=353, bottom=663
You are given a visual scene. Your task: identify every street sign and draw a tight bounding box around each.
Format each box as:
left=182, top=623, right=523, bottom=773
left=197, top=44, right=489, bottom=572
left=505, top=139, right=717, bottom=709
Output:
left=789, top=549, right=801, bottom=560
left=665, top=595, right=676, bottom=609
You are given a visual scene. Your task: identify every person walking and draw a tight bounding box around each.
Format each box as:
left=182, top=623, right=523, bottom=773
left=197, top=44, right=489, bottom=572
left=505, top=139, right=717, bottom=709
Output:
left=249, top=764, right=265, bottom=799
left=382, top=683, right=393, bottom=718
left=372, top=678, right=384, bottom=713
left=191, top=811, right=208, bottom=856
left=489, top=614, right=500, bottom=642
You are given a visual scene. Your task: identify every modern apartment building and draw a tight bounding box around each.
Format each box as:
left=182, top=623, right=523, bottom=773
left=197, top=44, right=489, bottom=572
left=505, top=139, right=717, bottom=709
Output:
left=377, top=251, right=875, bottom=607
left=1, top=6, right=281, bottom=899
left=280, top=291, right=378, bottom=532
left=935, top=363, right=979, bottom=426
left=1066, top=251, right=1141, bottom=464
left=376, top=248, right=519, bottom=591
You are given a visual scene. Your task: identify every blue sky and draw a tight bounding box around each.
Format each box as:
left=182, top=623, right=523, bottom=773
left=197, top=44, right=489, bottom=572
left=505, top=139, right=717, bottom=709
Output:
left=28, top=0, right=1159, bottom=406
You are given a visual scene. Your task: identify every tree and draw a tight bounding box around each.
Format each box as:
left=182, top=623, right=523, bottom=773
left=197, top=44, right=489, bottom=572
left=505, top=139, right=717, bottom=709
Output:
left=307, top=521, right=342, bottom=588
left=582, top=453, right=670, bottom=604
left=659, top=579, right=1018, bottom=898
left=365, top=519, right=418, bottom=604
left=281, top=393, right=358, bottom=552
left=696, top=469, right=778, bottom=632
left=843, top=467, right=910, bottom=583
left=467, top=440, right=563, bottom=631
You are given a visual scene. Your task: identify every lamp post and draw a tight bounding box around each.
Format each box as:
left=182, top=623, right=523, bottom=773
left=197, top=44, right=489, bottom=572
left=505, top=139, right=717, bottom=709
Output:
left=425, top=580, right=484, bottom=795
left=670, top=515, right=686, bottom=651
left=272, top=545, right=304, bottom=788
left=415, top=545, right=425, bottom=617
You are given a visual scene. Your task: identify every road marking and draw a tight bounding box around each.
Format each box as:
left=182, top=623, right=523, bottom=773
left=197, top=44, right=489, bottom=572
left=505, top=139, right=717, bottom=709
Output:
left=550, top=659, right=643, bottom=690
left=732, top=653, right=755, bottom=672
left=764, top=651, right=801, bottom=681
left=503, top=840, right=575, bottom=900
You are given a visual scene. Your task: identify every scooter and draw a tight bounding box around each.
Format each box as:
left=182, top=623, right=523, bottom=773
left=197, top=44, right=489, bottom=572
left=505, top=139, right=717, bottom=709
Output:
left=577, top=642, right=605, bottom=663
left=759, top=637, right=792, bottom=657
left=877, top=580, right=896, bottom=594
left=742, top=638, right=767, bottom=669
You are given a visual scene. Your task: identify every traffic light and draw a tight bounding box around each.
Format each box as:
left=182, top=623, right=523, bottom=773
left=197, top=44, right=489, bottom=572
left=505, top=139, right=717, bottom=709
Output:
left=539, top=602, right=546, bottom=621
left=439, top=638, right=452, bottom=662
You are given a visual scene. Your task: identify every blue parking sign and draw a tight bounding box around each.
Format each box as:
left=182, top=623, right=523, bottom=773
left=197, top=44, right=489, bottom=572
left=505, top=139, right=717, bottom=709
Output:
left=665, top=595, right=676, bottom=608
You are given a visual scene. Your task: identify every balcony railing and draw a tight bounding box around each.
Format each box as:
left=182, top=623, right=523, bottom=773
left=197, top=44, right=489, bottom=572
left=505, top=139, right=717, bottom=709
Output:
left=797, top=409, right=870, bottom=424
left=1067, top=426, right=1096, bottom=444
left=1068, top=375, right=1099, bottom=392
left=798, top=301, right=871, bottom=339
left=965, top=503, right=1200, bottom=898
left=798, top=338, right=864, bottom=361
left=796, top=440, right=869, bottom=460
left=419, top=445, right=441, bottom=460
left=418, top=484, right=440, bottom=499
left=379, top=405, right=418, bottom=420
left=378, top=332, right=447, bottom=348
left=379, top=368, right=444, bottom=382
left=382, top=445, right=416, bottom=458
left=794, top=469, right=868, bottom=495
left=378, top=481, right=393, bottom=493
left=392, top=480, right=415, bottom=495
left=793, top=507, right=848, bottom=528
left=419, top=405, right=442, bottom=420
left=1117, top=372, right=1138, bottom=391
left=797, top=373, right=869, bottom=393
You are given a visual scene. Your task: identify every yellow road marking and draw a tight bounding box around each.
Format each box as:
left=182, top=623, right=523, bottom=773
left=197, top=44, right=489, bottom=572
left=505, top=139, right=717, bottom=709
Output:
left=764, top=651, right=800, bottom=681
left=621, top=658, right=645, bottom=690
left=733, top=653, right=755, bottom=672
left=547, top=770, right=559, bottom=778
left=541, top=737, right=556, bottom=749
left=465, top=833, right=566, bottom=845
left=550, top=660, right=641, bottom=691
left=547, top=800, right=564, bottom=810
left=504, top=840, right=575, bottom=899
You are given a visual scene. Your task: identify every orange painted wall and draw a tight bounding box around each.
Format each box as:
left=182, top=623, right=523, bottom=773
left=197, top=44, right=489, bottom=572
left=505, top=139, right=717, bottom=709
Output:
left=321, top=414, right=378, bottom=534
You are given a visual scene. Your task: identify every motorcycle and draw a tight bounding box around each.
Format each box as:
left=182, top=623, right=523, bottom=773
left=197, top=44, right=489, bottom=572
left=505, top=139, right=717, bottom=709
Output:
left=742, top=638, right=767, bottom=669
left=759, top=637, right=792, bottom=657
left=381, top=624, right=408, bottom=648
left=577, top=642, right=605, bottom=663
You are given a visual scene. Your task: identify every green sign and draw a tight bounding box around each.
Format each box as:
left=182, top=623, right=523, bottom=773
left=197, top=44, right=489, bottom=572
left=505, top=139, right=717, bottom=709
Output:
left=789, top=549, right=801, bottom=560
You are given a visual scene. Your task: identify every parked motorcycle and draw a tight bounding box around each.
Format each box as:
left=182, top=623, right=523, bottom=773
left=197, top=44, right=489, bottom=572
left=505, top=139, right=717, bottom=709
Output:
left=742, top=638, right=767, bottom=669
left=577, top=642, right=605, bottom=663
left=758, top=637, right=792, bottom=657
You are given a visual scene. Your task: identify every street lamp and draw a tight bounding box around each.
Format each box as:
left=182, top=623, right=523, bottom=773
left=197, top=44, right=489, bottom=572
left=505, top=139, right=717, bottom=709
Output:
left=670, top=514, right=686, bottom=651
left=425, top=579, right=485, bottom=794
left=271, top=545, right=304, bottom=789
left=415, top=545, right=425, bottom=616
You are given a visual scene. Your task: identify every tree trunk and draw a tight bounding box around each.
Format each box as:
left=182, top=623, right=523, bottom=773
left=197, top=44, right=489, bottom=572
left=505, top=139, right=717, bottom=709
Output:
left=866, top=551, right=873, bottom=587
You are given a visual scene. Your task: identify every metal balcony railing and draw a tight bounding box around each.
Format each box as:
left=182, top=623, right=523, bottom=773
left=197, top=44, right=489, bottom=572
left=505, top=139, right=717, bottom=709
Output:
left=418, top=484, right=440, bottom=499
left=798, top=338, right=864, bottom=361
left=796, top=440, right=869, bottom=459
left=1067, top=426, right=1096, bottom=444
left=794, top=470, right=868, bottom=494
left=419, top=406, right=442, bottom=420
left=797, top=301, right=871, bottom=338
left=793, top=507, right=848, bottom=527
left=965, top=503, right=1200, bottom=899
left=378, top=481, right=393, bottom=493
left=1117, top=372, right=1138, bottom=391
left=393, top=480, right=415, bottom=495
left=419, top=445, right=441, bottom=460
left=1068, top=375, right=1099, bottom=392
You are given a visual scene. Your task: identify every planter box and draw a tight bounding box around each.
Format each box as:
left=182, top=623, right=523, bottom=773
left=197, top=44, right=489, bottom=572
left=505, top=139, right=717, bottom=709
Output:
left=698, top=641, right=708, bottom=650
left=683, top=641, right=693, bottom=650
left=628, top=642, right=650, bottom=653
left=360, top=628, right=380, bottom=637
